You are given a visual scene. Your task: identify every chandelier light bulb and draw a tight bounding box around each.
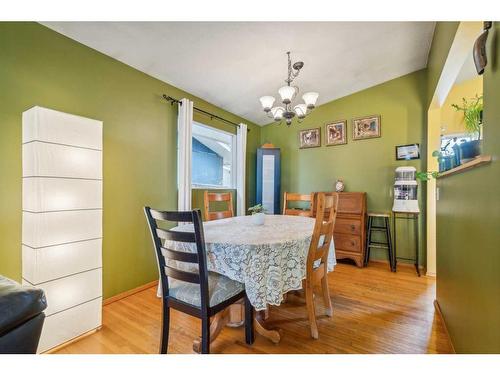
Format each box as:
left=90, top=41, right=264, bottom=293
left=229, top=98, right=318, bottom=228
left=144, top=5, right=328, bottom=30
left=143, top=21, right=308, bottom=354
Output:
left=302, top=92, right=319, bottom=109
left=259, top=96, right=275, bottom=112
left=270, top=107, right=285, bottom=121
left=294, top=104, right=307, bottom=119
left=278, top=86, right=296, bottom=104
left=258, top=52, right=318, bottom=126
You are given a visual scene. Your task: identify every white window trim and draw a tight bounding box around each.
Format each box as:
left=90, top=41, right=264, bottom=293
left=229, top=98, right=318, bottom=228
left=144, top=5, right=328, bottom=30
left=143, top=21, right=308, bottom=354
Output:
left=192, top=122, right=237, bottom=190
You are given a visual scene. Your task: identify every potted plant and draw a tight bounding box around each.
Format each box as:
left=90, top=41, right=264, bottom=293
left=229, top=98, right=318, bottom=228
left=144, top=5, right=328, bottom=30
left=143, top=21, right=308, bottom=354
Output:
left=248, top=204, right=266, bottom=225
left=451, top=94, right=483, bottom=163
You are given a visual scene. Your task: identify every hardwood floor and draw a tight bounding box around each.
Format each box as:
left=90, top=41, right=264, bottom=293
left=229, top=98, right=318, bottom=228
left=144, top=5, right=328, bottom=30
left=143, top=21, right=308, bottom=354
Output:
left=53, top=262, right=453, bottom=354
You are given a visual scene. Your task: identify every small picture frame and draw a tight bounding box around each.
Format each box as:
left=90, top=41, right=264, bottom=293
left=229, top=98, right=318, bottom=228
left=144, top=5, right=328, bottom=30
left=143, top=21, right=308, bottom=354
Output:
left=396, top=143, right=420, bottom=160
left=298, top=128, right=321, bottom=149
left=352, top=115, right=381, bottom=140
left=325, top=120, right=347, bottom=146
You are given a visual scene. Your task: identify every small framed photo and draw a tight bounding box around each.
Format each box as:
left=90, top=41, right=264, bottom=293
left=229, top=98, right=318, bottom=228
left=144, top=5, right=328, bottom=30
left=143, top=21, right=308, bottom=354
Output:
left=298, top=128, right=321, bottom=149
left=352, top=115, right=381, bottom=140
left=396, top=143, right=420, bottom=160
left=325, top=120, right=347, bottom=146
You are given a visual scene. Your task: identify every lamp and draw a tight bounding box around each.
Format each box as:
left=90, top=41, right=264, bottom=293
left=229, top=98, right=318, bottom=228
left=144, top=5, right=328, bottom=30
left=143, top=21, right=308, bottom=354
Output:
left=278, top=86, right=297, bottom=104
left=302, top=92, right=319, bottom=109
left=294, top=104, right=307, bottom=119
left=259, top=96, right=275, bottom=112
left=271, top=106, right=285, bottom=121
left=259, top=52, right=319, bottom=126
left=22, top=106, right=103, bottom=353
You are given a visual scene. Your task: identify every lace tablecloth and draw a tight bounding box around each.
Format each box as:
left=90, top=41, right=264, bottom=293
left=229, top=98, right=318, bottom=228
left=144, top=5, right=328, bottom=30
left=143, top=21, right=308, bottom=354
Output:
left=160, top=215, right=336, bottom=311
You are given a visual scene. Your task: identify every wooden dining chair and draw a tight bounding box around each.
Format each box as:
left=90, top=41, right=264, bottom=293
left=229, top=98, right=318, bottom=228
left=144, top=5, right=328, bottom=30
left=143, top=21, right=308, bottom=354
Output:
left=144, top=207, right=254, bottom=354
left=304, top=192, right=339, bottom=339
left=204, top=191, right=234, bottom=221
left=282, top=192, right=313, bottom=217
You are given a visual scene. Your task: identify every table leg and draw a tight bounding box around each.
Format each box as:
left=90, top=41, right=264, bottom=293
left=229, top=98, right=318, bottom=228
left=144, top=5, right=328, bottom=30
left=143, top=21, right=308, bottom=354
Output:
left=226, top=300, right=245, bottom=327
left=254, top=310, right=281, bottom=344
left=192, top=306, right=281, bottom=352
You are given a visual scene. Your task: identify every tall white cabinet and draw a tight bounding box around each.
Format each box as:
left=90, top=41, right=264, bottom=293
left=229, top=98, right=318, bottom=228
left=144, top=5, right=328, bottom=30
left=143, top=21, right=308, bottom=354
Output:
left=22, top=106, right=103, bottom=353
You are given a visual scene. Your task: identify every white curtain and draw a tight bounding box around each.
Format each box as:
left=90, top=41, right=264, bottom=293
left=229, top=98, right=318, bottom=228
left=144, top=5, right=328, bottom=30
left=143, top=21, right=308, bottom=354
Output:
left=236, top=123, right=247, bottom=216
left=177, top=98, right=193, bottom=211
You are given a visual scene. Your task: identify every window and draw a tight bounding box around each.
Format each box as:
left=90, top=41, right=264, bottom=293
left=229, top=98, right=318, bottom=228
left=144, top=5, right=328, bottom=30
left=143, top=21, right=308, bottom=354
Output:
left=192, top=122, right=236, bottom=188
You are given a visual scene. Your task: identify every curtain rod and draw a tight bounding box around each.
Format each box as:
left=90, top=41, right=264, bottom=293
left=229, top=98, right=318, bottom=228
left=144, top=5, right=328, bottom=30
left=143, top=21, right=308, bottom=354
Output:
left=162, top=94, right=250, bottom=132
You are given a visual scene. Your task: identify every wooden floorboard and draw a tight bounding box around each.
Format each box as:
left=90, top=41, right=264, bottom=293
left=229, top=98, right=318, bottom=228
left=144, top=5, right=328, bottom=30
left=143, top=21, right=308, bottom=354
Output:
left=53, top=262, right=453, bottom=354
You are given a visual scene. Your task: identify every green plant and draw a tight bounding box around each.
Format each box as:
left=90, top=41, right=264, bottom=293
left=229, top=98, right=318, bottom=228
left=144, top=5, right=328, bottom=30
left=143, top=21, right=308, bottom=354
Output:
left=416, top=171, right=439, bottom=181
left=415, top=151, right=441, bottom=181
left=248, top=204, right=264, bottom=214
left=451, top=94, right=483, bottom=139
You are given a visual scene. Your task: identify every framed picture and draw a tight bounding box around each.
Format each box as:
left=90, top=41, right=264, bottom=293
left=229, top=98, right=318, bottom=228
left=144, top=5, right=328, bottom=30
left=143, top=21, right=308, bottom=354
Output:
left=396, top=143, right=420, bottom=160
left=352, top=115, right=381, bottom=140
left=325, top=120, right=347, bottom=146
left=298, top=128, right=321, bottom=149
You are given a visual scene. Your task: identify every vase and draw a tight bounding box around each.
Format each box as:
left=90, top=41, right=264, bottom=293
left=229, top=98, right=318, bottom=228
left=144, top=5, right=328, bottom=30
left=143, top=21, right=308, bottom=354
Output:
left=252, top=212, right=265, bottom=225
left=459, top=140, right=481, bottom=163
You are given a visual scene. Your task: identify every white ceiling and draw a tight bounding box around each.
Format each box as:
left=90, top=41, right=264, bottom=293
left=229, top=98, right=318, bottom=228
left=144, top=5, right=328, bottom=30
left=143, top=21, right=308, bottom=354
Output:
left=42, top=22, right=436, bottom=126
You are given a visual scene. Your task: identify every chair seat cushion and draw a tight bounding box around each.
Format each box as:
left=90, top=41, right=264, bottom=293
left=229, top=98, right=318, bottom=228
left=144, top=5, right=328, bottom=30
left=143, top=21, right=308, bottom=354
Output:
left=168, top=272, right=244, bottom=307
left=0, top=276, right=47, bottom=336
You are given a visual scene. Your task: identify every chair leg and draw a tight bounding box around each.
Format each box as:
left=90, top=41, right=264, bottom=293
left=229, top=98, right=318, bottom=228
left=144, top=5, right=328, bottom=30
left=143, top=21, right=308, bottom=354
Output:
left=201, top=316, right=210, bottom=354
left=244, top=295, right=255, bottom=345
left=321, top=271, right=333, bottom=317
left=160, top=302, right=170, bottom=354
left=385, top=217, right=395, bottom=272
left=364, top=216, right=373, bottom=266
left=305, top=281, right=318, bottom=339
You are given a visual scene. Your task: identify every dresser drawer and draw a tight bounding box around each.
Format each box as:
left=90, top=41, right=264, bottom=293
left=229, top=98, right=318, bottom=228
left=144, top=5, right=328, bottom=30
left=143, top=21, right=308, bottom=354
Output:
left=337, top=193, right=365, bottom=214
left=334, top=233, right=361, bottom=253
left=335, top=218, right=361, bottom=235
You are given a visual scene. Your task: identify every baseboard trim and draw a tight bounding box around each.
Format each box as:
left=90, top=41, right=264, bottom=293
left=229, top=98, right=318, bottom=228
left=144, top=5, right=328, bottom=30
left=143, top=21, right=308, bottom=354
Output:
left=103, top=280, right=158, bottom=306
left=434, top=299, right=456, bottom=353
left=42, top=326, right=101, bottom=354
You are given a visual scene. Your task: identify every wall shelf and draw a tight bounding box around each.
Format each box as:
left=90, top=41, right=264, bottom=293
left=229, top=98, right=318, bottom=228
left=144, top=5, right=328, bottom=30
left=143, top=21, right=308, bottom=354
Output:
left=438, top=155, right=492, bottom=178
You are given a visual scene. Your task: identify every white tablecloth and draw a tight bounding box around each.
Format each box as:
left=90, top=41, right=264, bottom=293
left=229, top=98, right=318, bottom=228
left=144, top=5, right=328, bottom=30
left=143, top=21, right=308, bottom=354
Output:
left=159, top=215, right=336, bottom=310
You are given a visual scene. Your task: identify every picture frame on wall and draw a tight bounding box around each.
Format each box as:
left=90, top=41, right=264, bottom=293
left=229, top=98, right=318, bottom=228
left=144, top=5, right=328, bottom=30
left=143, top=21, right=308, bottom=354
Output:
left=325, top=120, right=347, bottom=146
left=352, top=115, right=381, bottom=140
left=396, top=143, right=420, bottom=160
left=298, top=127, right=321, bottom=149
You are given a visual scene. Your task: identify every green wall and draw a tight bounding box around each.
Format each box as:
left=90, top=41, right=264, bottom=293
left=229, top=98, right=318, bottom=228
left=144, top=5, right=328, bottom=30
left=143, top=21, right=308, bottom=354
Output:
left=436, top=22, right=500, bottom=353
left=426, top=22, right=460, bottom=106
left=261, top=70, right=427, bottom=264
left=0, top=22, right=261, bottom=299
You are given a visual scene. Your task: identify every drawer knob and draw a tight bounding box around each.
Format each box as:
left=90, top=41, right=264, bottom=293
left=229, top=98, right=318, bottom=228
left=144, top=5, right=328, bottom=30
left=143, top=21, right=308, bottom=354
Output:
left=350, top=225, right=355, bottom=231
left=350, top=241, right=355, bottom=246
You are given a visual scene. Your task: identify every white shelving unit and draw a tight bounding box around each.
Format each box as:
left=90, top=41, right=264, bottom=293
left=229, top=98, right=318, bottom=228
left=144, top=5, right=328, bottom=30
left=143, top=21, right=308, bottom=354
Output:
left=22, top=106, right=103, bottom=353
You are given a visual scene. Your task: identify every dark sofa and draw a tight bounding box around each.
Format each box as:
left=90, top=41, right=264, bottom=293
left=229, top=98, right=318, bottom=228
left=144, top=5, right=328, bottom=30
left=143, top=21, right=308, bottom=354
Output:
left=0, top=276, right=47, bottom=354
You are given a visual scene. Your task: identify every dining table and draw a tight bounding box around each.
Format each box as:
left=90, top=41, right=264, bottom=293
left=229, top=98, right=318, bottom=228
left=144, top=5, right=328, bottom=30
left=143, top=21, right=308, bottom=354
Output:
left=160, top=214, right=336, bottom=350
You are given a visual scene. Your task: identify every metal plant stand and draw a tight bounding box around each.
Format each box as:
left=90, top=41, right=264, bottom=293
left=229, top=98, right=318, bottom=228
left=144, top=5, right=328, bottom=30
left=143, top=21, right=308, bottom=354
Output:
left=392, top=211, right=420, bottom=277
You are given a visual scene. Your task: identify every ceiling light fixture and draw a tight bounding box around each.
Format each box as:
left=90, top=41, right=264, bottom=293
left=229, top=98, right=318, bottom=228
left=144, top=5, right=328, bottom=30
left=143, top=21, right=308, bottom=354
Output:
left=259, top=51, right=318, bottom=126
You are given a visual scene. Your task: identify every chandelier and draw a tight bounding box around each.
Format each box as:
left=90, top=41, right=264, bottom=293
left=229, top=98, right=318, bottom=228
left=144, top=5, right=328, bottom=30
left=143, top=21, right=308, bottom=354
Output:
left=259, top=51, right=319, bottom=126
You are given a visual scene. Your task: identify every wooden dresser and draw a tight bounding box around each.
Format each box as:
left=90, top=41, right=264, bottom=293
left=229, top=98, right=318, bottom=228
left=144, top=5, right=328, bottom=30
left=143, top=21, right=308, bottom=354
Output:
left=333, top=192, right=367, bottom=267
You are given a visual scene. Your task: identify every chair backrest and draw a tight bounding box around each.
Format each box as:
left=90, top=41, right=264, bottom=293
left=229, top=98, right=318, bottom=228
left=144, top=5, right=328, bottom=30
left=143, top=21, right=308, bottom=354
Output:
left=144, top=207, right=210, bottom=312
left=283, top=192, right=313, bottom=217
left=203, top=191, right=234, bottom=221
left=311, top=191, right=338, bottom=220
left=307, top=193, right=339, bottom=274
